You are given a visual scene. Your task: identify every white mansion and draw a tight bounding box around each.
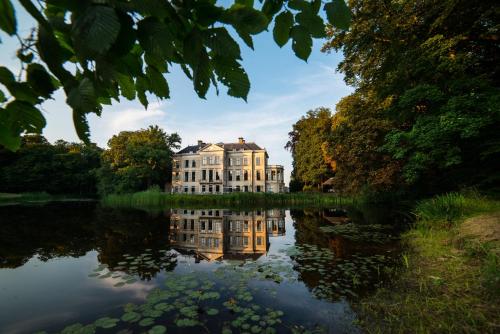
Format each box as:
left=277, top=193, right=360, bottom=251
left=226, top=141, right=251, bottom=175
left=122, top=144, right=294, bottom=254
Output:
left=171, top=138, right=285, bottom=194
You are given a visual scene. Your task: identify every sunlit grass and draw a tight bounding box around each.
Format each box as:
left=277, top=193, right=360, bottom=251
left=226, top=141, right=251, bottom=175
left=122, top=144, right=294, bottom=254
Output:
left=357, top=192, right=500, bottom=333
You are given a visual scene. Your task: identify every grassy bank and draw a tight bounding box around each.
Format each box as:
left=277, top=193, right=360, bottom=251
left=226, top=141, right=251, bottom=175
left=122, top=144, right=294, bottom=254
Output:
left=102, top=189, right=356, bottom=209
left=357, top=192, right=500, bottom=333
left=0, top=192, right=95, bottom=205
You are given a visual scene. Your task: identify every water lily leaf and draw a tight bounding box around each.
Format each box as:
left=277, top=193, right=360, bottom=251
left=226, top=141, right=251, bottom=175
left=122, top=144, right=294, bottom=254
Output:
left=121, top=311, right=141, bottom=323
left=148, top=325, right=167, bottom=334
left=206, top=308, right=219, bottom=315
left=94, top=317, right=119, bottom=329
left=139, top=318, right=155, bottom=327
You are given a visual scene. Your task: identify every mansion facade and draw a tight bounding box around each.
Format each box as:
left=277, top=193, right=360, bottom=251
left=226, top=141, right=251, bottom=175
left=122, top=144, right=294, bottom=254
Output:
left=171, top=138, right=285, bottom=194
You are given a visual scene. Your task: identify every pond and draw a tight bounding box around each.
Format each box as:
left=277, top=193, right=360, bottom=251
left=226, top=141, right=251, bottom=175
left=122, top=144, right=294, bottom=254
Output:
left=0, top=202, right=405, bottom=334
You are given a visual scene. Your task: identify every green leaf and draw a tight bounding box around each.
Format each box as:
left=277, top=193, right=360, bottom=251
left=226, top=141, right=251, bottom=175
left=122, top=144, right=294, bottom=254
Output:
left=236, top=30, right=254, bottom=49
left=324, top=0, right=351, bottom=30
left=72, top=109, right=91, bottom=144
left=146, top=67, right=170, bottom=99
left=27, top=63, right=57, bottom=98
left=183, top=28, right=203, bottom=66
left=67, top=78, right=98, bottom=113
left=136, top=75, right=149, bottom=108
left=0, top=66, right=15, bottom=86
left=109, top=11, right=136, bottom=57
left=222, top=4, right=269, bottom=35
left=273, top=11, right=293, bottom=47
left=72, top=5, right=121, bottom=58
left=262, top=0, right=284, bottom=19
left=204, top=28, right=241, bottom=60
left=236, top=0, right=254, bottom=7
left=193, top=49, right=210, bottom=98
left=291, top=25, right=312, bottom=61
left=212, top=56, right=250, bottom=100
left=0, top=0, right=16, bottom=35
left=116, top=73, right=136, bottom=100
left=296, top=6, right=325, bottom=38
left=288, top=0, right=308, bottom=11
left=5, top=100, right=46, bottom=133
left=137, top=17, right=174, bottom=59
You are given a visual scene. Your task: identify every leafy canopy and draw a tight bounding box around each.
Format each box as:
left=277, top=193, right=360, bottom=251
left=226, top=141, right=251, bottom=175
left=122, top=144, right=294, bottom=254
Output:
left=0, top=0, right=351, bottom=151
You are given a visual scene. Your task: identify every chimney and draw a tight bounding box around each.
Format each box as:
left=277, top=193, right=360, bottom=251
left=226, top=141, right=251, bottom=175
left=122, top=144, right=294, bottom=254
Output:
left=238, top=137, right=245, bottom=144
left=197, top=140, right=203, bottom=146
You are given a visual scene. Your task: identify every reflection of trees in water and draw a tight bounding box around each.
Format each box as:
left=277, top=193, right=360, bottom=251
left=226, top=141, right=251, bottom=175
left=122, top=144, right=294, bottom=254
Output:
left=289, top=208, right=402, bottom=300
left=0, top=202, right=172, bottom=278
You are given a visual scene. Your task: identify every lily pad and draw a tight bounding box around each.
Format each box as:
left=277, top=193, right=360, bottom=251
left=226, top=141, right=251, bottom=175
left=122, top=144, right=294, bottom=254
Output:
left=94, top=317, right=119, bottom=329
left=148, top=325, right=167, bottom=334
left=139, top=318, right=155, bottom=327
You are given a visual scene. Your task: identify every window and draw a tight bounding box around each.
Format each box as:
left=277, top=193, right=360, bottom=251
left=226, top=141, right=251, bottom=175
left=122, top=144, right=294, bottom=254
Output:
left=184, top=172, right=189, bottom=182
left=202, top=157, right=207, bottom=165
left=236, top=170, right=241, bottom=181
left=229, top=158, right=233, bottom=166
left=183, top=234, right=187, bottom=241
left=209, top=185, right=213, bottom=193
left=272, top=171, right=276, bottom=181
left=191, top=186, right=195, bottom=193
left=202, top=170, right=206, bottom=181
left=236, top=185, right=240, bottom=192
left=244, top=185, right=248, bottom=192
left=256, top=185, right=261, bottom=192
left=228, top=170, right=233, bottom=181
left=191, top=219, right=195, bottom=230
left=215, top=221, right=221, bottom=232
left=208, top=220, right=213, bottom=231
left=257, top=236, right=262, bottom=245
left=175, top=161, right=180, bottom=169
left=200, top=237, right=206, bottom=246
left=256, top=171, right=261, bottom=181
left=201, top=221, right=206, bottom=231
left=256, top=157, right=261, bottom=166
left=215, top=170, right=220, bottom=180
left=215, top=156, right=220, bottom=164
left=202, top=185, right=206, bottom=193
left=191, top=171, right=196, bottom=181
left=185, top=160, right=189, bottom=168
left=257, top=220, right=262, bottom=231
left=236, top=157, right=241, bottom=166
left=243, top=157, right=248, bottom=165
left=183, top=219, right=188, bottom=229
left=243, top=221, right=249, bottom=232
left=209, top=156, right=214, bottom=164
left=190, top=234, right=195, bottom=243
left=209, top=170, right=213, bottom=181
left=244, top=170, right=248, bottom=181
left=243, top=236, right=249, bottom=246
left=192, top=160, right=196, bottom=167
left=184, top=187, right=188, bottom=193
left=214, top=238, right=220, bottom=247
left=216, top=185, right=220, bottom=193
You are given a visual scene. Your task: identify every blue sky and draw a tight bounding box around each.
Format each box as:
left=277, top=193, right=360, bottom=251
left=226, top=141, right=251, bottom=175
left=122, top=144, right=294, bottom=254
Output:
left=1, top=1, right=352, bottom=184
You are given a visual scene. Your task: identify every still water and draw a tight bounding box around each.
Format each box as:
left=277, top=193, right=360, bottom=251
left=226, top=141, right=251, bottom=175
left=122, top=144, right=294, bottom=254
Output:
left=0, top=202, right=403, bottom=334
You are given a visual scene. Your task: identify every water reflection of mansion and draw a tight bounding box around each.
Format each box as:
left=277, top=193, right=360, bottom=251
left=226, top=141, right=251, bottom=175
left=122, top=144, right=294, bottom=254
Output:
left=169, top=209, right=285, bottom=261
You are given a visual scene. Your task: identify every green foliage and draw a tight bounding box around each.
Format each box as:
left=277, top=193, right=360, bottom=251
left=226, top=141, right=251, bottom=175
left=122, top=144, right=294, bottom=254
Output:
left=285, top=108, right=334, bottom=190
left=414, top=192, right=500, bottom=229
left=318, top=0, right=500, bottom=196
left=103, top=189, right=355, bottom=210
left=97, top=125, right=180, bottom=195
left=0, top=0, right=351, bottom=150
left=0, top=134, right=102, bottom=195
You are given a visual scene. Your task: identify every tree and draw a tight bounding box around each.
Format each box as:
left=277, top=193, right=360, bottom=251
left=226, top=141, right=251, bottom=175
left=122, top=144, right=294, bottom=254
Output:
left=286, top=107, right=333, bottom=190
left=321, top=92, right=402, bottom=194
left=97, top=125, right=181, bottom=195
left=322, top=0, right=500, bottom=194
left=0, top=134, right=102, bottom=194
left=0, top=0, right=351, bottom=151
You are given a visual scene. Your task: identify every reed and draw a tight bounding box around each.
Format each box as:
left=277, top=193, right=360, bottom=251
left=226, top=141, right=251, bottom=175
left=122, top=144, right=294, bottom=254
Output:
left=102, top=189, right=356, bottom=209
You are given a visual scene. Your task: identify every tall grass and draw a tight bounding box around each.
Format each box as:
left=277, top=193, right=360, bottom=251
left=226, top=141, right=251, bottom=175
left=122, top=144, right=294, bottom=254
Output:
left=414, top=191, right=500, bottom=229
left=102, top=188, right=356, bottom=209
left=0, top=192, right=52, bottom=204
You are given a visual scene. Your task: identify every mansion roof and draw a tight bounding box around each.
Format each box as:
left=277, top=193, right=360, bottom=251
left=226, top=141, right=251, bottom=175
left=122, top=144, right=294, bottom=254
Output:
left=176, top=141, right=263, bottom=154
